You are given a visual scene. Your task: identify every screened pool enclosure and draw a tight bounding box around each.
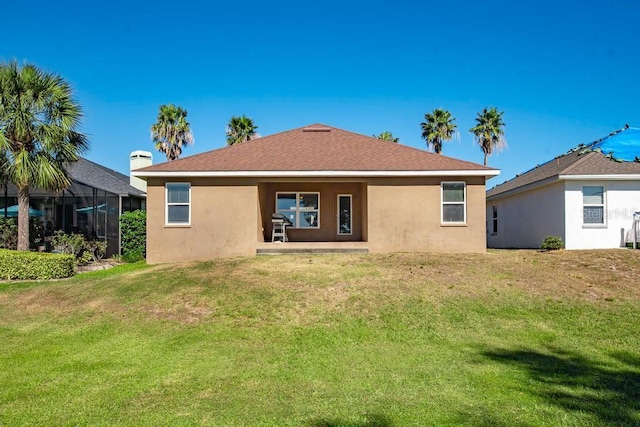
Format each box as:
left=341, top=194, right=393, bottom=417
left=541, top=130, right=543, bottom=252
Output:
left=1, top=158, right=146, bottom=256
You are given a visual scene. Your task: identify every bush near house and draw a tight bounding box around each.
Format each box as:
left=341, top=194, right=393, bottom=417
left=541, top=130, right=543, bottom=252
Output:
left=0, top=217, right=44, bottom=250
left=120, top=210, right=146, bottom=261
left=541, top=236, right=564, bottom=251
left=51, top=230, right=108, bottom=265
left=0, top=217, right=18, bottom=249
left=0, top=249, right=76, bottom=280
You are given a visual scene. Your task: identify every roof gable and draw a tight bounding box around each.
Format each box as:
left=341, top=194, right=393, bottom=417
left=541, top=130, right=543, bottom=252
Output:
left=136, top=124, right=497, bottom=176
left=488, top=128, right=640, bottom=199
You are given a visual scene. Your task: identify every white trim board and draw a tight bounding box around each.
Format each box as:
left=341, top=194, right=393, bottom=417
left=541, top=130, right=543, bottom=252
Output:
left=133, top=169, right=500, bottom=178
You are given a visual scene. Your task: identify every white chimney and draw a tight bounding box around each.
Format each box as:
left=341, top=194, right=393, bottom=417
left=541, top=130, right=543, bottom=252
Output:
left=130, top=150, right=152, bottom=192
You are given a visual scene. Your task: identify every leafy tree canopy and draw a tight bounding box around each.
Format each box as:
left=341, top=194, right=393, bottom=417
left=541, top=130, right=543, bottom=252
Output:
left=470, top=107, right=506, bottom=165
left=420, top=108, right=457, bottom=154
left=0, top=61, right=87, bottom=250
left=226, top=115, right=259, bottom=145
left=374, top=131, right=399, bottom=143
left=151, top=104, right=194, bottom=161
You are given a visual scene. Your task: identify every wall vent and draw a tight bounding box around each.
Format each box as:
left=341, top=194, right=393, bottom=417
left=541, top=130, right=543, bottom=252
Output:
left=302, top=127, right=331, bottom=132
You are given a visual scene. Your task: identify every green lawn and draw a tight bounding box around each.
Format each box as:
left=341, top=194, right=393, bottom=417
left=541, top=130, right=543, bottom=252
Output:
left=0, top=250, right=639, bottom=426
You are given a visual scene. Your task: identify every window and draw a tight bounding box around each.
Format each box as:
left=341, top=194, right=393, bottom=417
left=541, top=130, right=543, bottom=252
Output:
left=492, top=205, right=498, bottom=234
left=441, top=182, right=466, bottom=224
left=166, top=182, right=190, bottom=225
left=276, top=192, right=319, bottom=228
left=583, top=185, right=605, bottom=226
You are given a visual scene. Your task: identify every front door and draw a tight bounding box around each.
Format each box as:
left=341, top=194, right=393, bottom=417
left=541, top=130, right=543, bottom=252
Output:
left=336, top=194, right=353, bottom=238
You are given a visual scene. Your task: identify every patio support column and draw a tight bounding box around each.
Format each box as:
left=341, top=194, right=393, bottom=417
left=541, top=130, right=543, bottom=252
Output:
left=118, top=195, right=123, bottom=255
left=61, top=190, right=66, bottom=233
left=3, top=181, right=7, bottom=219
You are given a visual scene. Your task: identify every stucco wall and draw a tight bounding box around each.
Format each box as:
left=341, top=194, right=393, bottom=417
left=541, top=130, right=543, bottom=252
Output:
left=367, top=176, right=487, bottom=253
left=147, top=175, right=492, bottom=262
left=487, top=181, right=565, bottom=248
left=564, top=180, right=640, bottom=249
left=146, top=178, right=258, bottom=263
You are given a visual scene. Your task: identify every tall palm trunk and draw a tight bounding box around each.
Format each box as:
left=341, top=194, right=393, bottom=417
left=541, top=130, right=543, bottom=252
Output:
left=484, top=152, right=488, bottom=166
left=17, top=185, right=29, bottom=251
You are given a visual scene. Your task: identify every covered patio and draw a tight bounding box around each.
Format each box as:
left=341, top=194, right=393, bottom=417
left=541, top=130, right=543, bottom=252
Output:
left=257, top=180, right=368, bottom=244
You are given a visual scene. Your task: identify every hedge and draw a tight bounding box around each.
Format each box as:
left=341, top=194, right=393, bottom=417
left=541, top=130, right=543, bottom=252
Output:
left=0, top=249, right=76, bottom=280
left=120, top=210, right=146, bottom=259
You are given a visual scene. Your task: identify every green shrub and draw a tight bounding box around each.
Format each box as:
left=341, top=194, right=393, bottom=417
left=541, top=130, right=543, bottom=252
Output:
left=541, top=236, right=563, bottom=251
left=0, top=217, right=45, bottom=249
left=84, top=240, right=108, bottom=263
left=29, top=218, right=44, bottom=249
left=0, top=217, right=18, bottom=249
left=77, top=250, right=93, bottom=266
left=51, top=231, right=110, bottom=264
left=122, top=250, right=144, bottom=263
left=0, top=249, right=76, bottom=280
left=120, top=210, right=146, bottom=258
left=51, top=230, right=85, bottom=257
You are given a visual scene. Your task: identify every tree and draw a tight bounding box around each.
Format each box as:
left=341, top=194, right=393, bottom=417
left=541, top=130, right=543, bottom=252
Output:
left=226, top=115, right=259, bottom=145
left=0, top=61, right=88, bottom=251
left=374, top=131, right=399, bottom=143
left=470, top=107, right=507, bottom=166
left=151, top=104, right=194, bottom=161
left=420, top=108, right=457, bottom=154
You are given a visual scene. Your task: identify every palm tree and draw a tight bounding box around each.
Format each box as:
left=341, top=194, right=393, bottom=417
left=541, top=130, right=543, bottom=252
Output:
left=151, top=104, right=194, bottom=161
left=226, top=115, right=259, bottom=145
left=374, top=131, right=399, bottom=143
left=0, top=61, right=88, bottom=250
left=420, top=108, right=457, bottom=154
left=470, top=107, right=507, bottom=165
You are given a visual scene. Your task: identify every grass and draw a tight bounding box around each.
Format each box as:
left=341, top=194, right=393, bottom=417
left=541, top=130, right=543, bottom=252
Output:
left=0, top=250, right=639, bottom=426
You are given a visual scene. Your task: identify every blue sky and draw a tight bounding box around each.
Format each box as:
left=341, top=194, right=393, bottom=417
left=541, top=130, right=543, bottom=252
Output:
left=2, top=0, right=639, bottom=186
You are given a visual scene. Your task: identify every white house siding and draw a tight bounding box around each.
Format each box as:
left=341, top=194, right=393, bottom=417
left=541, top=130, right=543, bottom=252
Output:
left=487, top=181, right=565, bottom=248
left=564, top=180, right=640, bottom=249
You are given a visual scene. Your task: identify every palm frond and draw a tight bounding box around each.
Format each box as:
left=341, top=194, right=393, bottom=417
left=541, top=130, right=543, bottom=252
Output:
left=150, top=104, right=194, bottom=161
left=226, top=115, right=258, bottom=145
left=470, top=107, right=507, bottom=165
left=420, top=108, right=457, bottom=154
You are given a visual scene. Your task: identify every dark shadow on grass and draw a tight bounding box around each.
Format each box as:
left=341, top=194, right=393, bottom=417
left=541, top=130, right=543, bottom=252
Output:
left=480, top=347, right=640, bottom=426
left=308, top=413, right=393, bottom=427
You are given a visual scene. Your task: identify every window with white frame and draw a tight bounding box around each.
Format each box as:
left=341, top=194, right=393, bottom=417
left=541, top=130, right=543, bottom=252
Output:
left=166, top=182, right=191, bottom=225
left=441, top=182, right=466, bottom=224
left=276, top=192, right=319, bottom=228
left=583, top=185, right=605, bottom=225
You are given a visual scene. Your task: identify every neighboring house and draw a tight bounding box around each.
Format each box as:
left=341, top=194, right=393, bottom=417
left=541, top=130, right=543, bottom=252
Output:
left=133, top=124, right=499, bottom=263
left=2, top=153, right=149, bottom=256
left=487, top=127, right=640, bottom=249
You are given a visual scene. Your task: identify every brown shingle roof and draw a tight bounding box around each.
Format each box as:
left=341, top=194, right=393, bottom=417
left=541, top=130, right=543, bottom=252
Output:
left=487, top=150, right=640, bottom=199
left=137, top=124, right=496, bottom=174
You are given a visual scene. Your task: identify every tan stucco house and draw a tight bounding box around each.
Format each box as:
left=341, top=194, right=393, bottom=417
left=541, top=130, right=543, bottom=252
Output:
left=133, top=124, right=499, bottom=263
